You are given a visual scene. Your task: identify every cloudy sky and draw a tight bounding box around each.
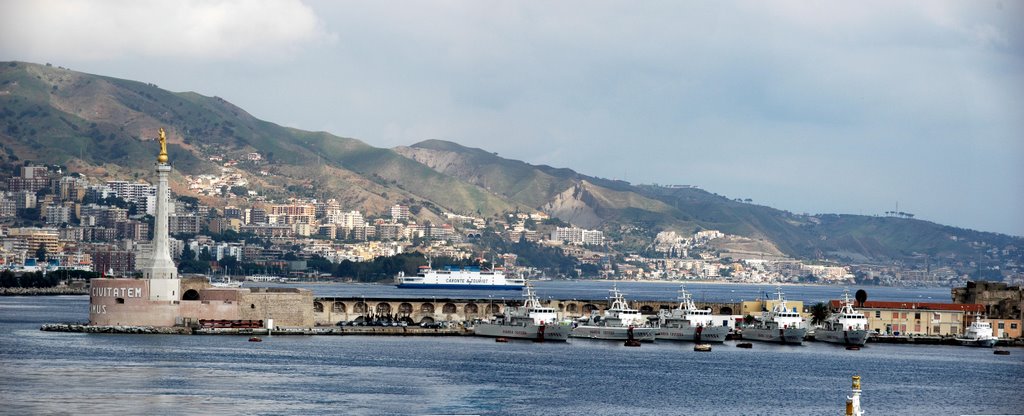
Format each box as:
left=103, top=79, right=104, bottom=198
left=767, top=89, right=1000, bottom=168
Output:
left=2, top=0, right=1022, bottom=236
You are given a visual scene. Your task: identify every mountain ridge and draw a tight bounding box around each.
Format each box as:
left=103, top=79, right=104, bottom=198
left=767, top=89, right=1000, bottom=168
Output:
left=1, top=61, right=1020, bottom=268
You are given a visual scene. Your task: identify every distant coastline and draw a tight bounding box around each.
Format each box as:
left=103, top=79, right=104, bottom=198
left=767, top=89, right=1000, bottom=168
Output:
left=0, top=287, right=88, bottom=296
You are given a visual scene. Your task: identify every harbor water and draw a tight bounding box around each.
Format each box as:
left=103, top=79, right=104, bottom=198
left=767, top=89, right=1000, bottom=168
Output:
left=1, top=283, right=1022, bottom=415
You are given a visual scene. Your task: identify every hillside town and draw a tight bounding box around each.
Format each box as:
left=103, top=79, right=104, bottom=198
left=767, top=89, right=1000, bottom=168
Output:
left=1, top=161, right=1021, bottom=287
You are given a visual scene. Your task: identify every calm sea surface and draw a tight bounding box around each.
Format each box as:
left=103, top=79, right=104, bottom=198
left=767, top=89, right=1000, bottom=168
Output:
left=1, top=282, right=1022, bottom=415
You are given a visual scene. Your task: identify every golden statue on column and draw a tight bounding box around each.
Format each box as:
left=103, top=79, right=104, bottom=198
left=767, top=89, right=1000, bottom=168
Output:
left=157, top=128, right=168, bottom=164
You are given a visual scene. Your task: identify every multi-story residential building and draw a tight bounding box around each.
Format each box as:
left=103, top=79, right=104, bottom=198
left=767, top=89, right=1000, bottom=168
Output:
left=44, top=205, right=71, bottom=225
left=317, top=224, right=337, bottom=240
left=12, top=190, right=37, bottom=210
left=90, top=249, right=135, bottom=277
left=0, top=198, right=17, bottom=218
left=390, top=204, right=410, bottom=222
left=428, top=224, right=455, bottom=241
left=340, top=211, right=365, bottom=229
left=351, top=225, right=376, bottom=241
left=249, top=207, right=268, bottom=224
left=100, top=208, right=128, bottom=228
left=315, top=199, right=341, bottom=218
left=55, top=176, right=87, bottom=201
left=105, top=180, right=158, bottom=207
left=240, top=224, right=294, bottom=238
left=376, top=223, right=404, bottom=240
left=223, top=206, right=243, bottom=220
left=551, top=227, right=604, bottom=245
left=6, top=227, right=60, bottom=255
left=169, top=214, right=202, bottom=235
left=115, top=220, right=149, bottom=241
left=7, top=166, right=51, bottom=193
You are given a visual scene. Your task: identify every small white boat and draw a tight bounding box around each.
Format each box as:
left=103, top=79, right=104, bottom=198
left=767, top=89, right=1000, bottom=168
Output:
left=955, top=313, right=998, bottom=347
left=210, top=276, right=243, bottom=288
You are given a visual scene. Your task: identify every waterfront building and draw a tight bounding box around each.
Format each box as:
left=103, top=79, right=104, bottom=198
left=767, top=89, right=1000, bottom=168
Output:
left=848, top=300, right=984, bottom=336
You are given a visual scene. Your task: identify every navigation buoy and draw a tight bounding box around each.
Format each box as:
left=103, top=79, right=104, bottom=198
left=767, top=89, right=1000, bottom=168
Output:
left=248, top=337, right=262, bottom=342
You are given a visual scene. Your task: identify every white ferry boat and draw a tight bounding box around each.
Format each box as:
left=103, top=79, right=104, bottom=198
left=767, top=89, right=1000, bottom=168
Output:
left=571, top=286, right=658, bottom=342
left=396, top=265, right=525, bottom=290
left=742, top=287, right=807, bottom=345
left=955, top=313, right=998, bottom=347
left=474, top=284, right=571, bottom=342
left=814, top=290, right=868, bottom=346
left=657, top=285, right=729, bottom=343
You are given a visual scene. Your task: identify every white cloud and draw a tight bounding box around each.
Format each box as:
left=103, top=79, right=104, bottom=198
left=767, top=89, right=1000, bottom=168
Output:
left=0, top=0, right=335, bottom=61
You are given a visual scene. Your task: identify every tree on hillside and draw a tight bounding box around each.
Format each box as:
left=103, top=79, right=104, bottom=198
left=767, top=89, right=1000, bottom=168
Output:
left=35, top=243, right=47, bottom=261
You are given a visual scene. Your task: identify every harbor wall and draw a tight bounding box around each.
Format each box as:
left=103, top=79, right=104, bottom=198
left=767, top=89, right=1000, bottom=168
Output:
left=312, top=297, right=742, bottom=326
left=89, top=278, right=314, bottom=327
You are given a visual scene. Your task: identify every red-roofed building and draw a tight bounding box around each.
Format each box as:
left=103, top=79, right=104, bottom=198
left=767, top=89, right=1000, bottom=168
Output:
left=830, top=300, right=984, bottom=337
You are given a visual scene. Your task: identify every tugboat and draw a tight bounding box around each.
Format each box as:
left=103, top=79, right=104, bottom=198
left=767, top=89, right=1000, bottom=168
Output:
left=571, top=286, right=658, bottom=342
left=657, top=285, right=729, bottom=343
left=814, top=290, right=869, bottom=346
left=741, top=287, right=807, bottom=345
left=473, top=284, right=571, bottom=342
left=955, top=313, right=998, bottom=347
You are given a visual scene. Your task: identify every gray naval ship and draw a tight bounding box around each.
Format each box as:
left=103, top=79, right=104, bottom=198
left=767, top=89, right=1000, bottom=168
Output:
left=742, top=287, right=807, bottom=345
left=473, top=284, right=571, bottom=342
left=571, top=286, right=659, bottom=342
left=814, top=290, right=869, bottom=346
left=657, top=285, right=730, bottom=343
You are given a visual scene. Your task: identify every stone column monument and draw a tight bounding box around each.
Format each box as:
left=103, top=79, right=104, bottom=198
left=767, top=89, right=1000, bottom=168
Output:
left=145, top=128, right=180, bottom=301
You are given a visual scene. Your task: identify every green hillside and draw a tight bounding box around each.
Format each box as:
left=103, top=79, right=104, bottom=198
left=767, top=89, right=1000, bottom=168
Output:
left=398, top=140, right=1021, bottom=265
left=1, top=61, right=1019, bottom=267
left=0, top=62, right=514, bottom=217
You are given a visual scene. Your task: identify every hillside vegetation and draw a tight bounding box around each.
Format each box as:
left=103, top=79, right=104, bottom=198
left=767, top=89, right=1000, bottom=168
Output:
left=1, top=61, right=1020, bottom=266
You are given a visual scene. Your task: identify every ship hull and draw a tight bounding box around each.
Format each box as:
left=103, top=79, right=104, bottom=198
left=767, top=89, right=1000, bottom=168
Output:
left=657, top=326, right=729, bottom=343
left=396, top=283, right=524, bottom=290
left=955, top=337, right=997, bottom=348
left=742, top=327, right=807, bottom=345
left=570, top=325, right=658, bottom=342
left=814, top=329, right=868, bottom=346
left=474, top=323, right=571, bottom=341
